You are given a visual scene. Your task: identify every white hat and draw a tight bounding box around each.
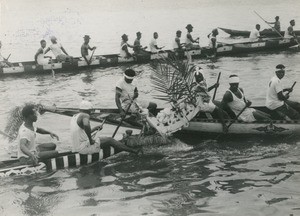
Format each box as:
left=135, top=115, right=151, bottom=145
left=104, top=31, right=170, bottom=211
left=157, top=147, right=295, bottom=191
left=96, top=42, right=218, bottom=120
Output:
left=79, top=100, right=94, bottom=110
left=229, top=75, right=239, bottom=84
left=50, top=36, right=57, bottom=41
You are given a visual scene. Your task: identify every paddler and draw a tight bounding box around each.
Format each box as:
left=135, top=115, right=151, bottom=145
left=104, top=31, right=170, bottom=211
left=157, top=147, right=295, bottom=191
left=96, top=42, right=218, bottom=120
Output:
left=220, top=75, right=271, bottom=122
left=17, top=104, right=59, bottom=165
left=0, top=41, right=12, bottom=67
left=120, top=34, right=135, bottom=59
left=284, top=19, right=296, bottom=39
left=191, top=66, right=228, bottom=133
left=266, top=64, right=300, bottom=119
left=81, top=35, right=96, bottom=65
left=34, top=40, right=51, bottom=66
left=249, top=24, right=262, bottom=41
left=207, top=28, right=219, bottom=56
left=185, top=24, right=200, bottom=50
left=70, top=100, right=140, bottom=154
left=267, top=16, right=281, bottom=32
left=173, top=30, right=184, bottom=51
left=44, top=36, right=73, bottom=62
left=133, top=32, right=148, bottom=55
left=149, top=32, right=164, bottom=53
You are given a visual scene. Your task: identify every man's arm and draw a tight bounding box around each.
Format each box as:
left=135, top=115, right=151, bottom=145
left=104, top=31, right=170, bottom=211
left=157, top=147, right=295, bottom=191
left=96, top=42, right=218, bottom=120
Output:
left=44, top=47, right=50, bottom=54
left=208, top=82, right=219, bottom=92
left=277, top=91, right=288, bottom=101
left=175, top=38, right=181, bottom=49
left=34, top=48, right=43, bottom=63
left=187, top=34, right=199, bottom=43
left=220, top=91, right=233, bottom=109
left=36, top=127, right=59, bottom=140
left=60, top=45, right=69, bottom=56
left=115, top=88, right=125, bottom=116
left=82, top=115, right=94, bottom=145
left=122, top=45, right=132, bottom=57
left=81, top=46, right=90, bottom=64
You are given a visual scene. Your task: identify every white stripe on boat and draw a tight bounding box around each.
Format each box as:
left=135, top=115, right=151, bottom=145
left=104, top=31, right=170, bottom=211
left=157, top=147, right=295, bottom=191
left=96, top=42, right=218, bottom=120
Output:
left=75, top=154, right=80, bottom=166
left=51, top=158, right=57, bottom=170
left=63, top=156, right=69, bottom=168
left=87, top=154, right=92, bottom=164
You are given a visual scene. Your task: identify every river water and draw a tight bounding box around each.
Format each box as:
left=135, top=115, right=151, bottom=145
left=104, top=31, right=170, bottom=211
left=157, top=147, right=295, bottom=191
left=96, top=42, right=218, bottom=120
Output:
left=0, top=0, right=300, bottom=215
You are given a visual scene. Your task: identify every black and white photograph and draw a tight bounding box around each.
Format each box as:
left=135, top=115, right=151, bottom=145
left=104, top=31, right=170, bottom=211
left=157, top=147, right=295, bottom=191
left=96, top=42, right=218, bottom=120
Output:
left=0, top=0, right=300, bottom=215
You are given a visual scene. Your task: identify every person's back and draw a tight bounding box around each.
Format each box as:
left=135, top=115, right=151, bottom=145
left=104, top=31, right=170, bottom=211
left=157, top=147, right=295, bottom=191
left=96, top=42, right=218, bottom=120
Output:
left=50, top=43, right=62, bottom=57
left=266, top=75, right=284, bottom=110
left=70, top=113, right=90, bottom=152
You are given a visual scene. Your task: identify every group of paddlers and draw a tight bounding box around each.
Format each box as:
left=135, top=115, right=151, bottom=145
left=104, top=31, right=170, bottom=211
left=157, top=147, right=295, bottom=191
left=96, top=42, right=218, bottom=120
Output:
left=14, top=62, right=300, bottom=165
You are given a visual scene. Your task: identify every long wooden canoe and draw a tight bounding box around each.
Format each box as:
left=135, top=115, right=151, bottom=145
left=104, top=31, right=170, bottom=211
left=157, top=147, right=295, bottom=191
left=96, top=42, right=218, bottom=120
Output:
left=41, top=105, right=300, bottom=136
left=1, top=37, right=299, bottom=76
left=0, top=146, right=121, bottom=178
left=219, top=27, right=300, bottom=38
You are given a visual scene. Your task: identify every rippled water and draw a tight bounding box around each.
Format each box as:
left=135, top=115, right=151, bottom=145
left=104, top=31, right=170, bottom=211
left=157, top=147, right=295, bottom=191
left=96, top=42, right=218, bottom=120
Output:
left=0, top=0, right=300, bottom=215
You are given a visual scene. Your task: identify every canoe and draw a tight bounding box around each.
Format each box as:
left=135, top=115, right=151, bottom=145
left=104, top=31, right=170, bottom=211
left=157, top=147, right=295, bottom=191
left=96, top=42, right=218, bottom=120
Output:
left=41, top=105, right=300, bottom=136
left=1, top=37, right=299, bottom=77
left=0, top=146, right=120, bottom=178
left=219, top=27, right=300, bottom=38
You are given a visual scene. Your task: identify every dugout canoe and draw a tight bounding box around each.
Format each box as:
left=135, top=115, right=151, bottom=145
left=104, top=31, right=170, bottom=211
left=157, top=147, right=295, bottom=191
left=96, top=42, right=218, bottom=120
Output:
left=41, top=105, right=300, bottom=136
left=219, top=27, right=300, bottom=38
left=1, top=37, right=299, bottom=76
left=0, top=146, right=121, bottom=178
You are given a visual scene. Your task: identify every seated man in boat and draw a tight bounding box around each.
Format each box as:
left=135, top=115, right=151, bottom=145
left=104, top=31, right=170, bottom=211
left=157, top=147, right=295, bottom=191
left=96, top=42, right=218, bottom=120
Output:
left=173, top=30, right=184, bottom=51
left=81, top=35, right=96, bottom=65
left=191, top=66, right=228, bottom=133
left=249, top=24, right=262, bottom=41
left=34, top=40, right=52, bottom=66
left=221, top=75, right=271, bottom=122
left=18, top=104, right=59, bottom=165
left=120, top=34, right=135, bottom=59
left=0, top=41, right=12, bottom=67
left=185, top=24, right=200, bottom=50
left=44, top=36, right=73, bottom=62
left=207, top=28, right=219, bottom=56
left=70, top=100, right=139, bottom=155
left=149, top=32, right=164, bottom=53
left=284, top=19, right=296, bottom=39
left=133, top=32, right=148, bottom=55
left=267, top=16, right=281, bottom=32
left=266, top=64, right=300, bottom=120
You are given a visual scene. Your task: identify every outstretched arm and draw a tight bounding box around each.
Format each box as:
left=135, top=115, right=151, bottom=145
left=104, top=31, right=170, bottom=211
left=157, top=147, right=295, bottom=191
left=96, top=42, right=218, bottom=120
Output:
left=60, top=46, right=69, bottom=56
left=36, top=127, right=59, bottom=140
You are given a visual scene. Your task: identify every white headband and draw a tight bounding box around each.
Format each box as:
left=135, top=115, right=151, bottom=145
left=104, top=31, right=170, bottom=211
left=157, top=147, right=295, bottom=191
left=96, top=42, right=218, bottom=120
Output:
left=229, top=76, right=239, bottom=84
left=124, top=74, right=135, bottom=80
left=195, top=67, right=204, bottom=76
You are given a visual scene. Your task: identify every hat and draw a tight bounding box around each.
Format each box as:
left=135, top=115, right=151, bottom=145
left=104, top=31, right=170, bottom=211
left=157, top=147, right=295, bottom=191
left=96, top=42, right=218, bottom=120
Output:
left=50, top=36, right=57, bottom=41
left=136, top=31, right=141, bottom=35
left=83, top=35, right=91, bottom=39
left=186, top=24, right=193, bottom=29
left=275, top=64, right=285, bottom=72
left=121, top=34, right=128, bottom=39
left=79, top=100, right=94, bottom=110
left=229, top=75, right=239, bottom=84
left=124, top=69, right=136, bottom=80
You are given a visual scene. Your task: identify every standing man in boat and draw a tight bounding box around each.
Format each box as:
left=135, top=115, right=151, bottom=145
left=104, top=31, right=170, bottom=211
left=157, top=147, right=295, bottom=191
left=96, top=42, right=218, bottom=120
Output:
left=207, top=28, right=219, bottom=56
left=18, top=104, right=59, bottom=165
left=70, top=100, right=139, bottom=154
left=81, top=35, right=96, bottom=65
left=149, top=32, right=164, bottom=53
left=249, top=24, right=262, bottom=41
left=133, top=32, right=148, bottom=55
left=34, top=40, right=51, bottom=66
left=266, top=64, right=300, bottom=120
left=0, top=41, right=12, bottom=67
left=120, top=34, right=135, bottom=59
left=284, top=20, right=296, bottom=38
left=185, top=24, right=200, bottom=50
left=173, top=30, right=184, bottom=51
left=192, top=66, right=228, bottom=133
left=220, top=75, right=271, bottom=122
left=267, top=16, right=281, bottom=32
left=44, top=36, right=73, bottom=62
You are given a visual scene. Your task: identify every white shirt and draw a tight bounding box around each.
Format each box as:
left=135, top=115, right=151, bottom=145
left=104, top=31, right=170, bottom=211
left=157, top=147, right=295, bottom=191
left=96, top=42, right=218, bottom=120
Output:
left=50, top=43, right=62, bottom=57
left=284, top=25, right=294, bottom=38
left=173, top=37, right=180, bottom=49
left=17, top=123, right=37, bottom=158
left=120, top=41, right=128, bottom=58
left=70, top=113, right=89, bottom=152
left=266, top=76, right=284, bottom=110
left=116, top=78, right=137, bottom=110
left=249, top=29, right=260, bottom=41
left=149, top=38, right=158, bottom=53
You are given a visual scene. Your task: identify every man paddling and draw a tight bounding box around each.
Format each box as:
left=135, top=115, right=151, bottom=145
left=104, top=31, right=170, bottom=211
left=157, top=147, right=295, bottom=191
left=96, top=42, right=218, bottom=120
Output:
left=249, top=24, right=262, bottom=41
left=133, top=32, right=148, bottom=55
left=149, top=32, right=164, bottom=53
left=0, top=41, right=12, bottom=67
left=34, top=40, right=51, bottom=66
left=207, top=28, right=219, bottom=56
left=44, top=36, right=73, bottom=62
left=185, top=24, right=200, bottom=50
left=173, top=30, right=184, bottom=51
left=221, top=75, right=271, bottom=122
left=120, top=34, right=135, bottom=59
left=70, top=100, right=139, bottom=154
left=266, top=64, right=300, bottom=120
left=18, top=104, right=59, bottom=165
left=81, top=35, right=96, bottom=65
left=267, top=16, right=281, bottom=32
left=192, top=67, right=228, bottom=133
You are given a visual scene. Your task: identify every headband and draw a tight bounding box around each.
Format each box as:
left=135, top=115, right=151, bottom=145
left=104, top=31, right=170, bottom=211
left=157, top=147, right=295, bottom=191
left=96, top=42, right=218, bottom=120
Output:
left=229, top=76, right=239, bottom=84
left=124, top=74, right=135, bottom=80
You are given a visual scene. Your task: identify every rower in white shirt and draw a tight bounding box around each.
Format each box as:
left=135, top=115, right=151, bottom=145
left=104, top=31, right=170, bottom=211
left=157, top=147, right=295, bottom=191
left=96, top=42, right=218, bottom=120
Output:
left=249, top=24, right=262, bottom=41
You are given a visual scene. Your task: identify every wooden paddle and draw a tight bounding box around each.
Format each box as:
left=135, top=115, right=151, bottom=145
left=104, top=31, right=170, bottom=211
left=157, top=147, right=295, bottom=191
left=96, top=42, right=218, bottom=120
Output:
left=0, top=130, right=14, bottom=139
left=212, top=72, right=221, bottom=100
left=286, top=81, right=297, bottom=96
left=88, top=48, right=96, bottom=64
left=112, top=102, right=134, bottom=138
left=92, top=118, right=107, bottom=138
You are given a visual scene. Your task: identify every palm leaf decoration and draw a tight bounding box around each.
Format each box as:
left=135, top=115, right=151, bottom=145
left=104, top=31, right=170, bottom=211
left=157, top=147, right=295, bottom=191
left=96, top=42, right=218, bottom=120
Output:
left=150, top=55, right=197, bottom=107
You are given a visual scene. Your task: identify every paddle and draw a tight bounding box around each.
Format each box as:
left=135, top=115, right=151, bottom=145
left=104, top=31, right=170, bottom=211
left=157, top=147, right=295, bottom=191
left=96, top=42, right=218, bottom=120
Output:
left=5, top=54, right=11, bottom=61
left=112, top=101, right=134, bottom=138
left=92, top=118, right=107, bottom=139
left=226, top=104, right=248, bottom=129
left=212, top=72, right=221, bottom=100
left=88, top=48, right=96, bottom=65
left=286, top=81, right=297, bottom=97
left=0, top=130, right=14, bottom=139
left=254, top=11, right=283, bottom=39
